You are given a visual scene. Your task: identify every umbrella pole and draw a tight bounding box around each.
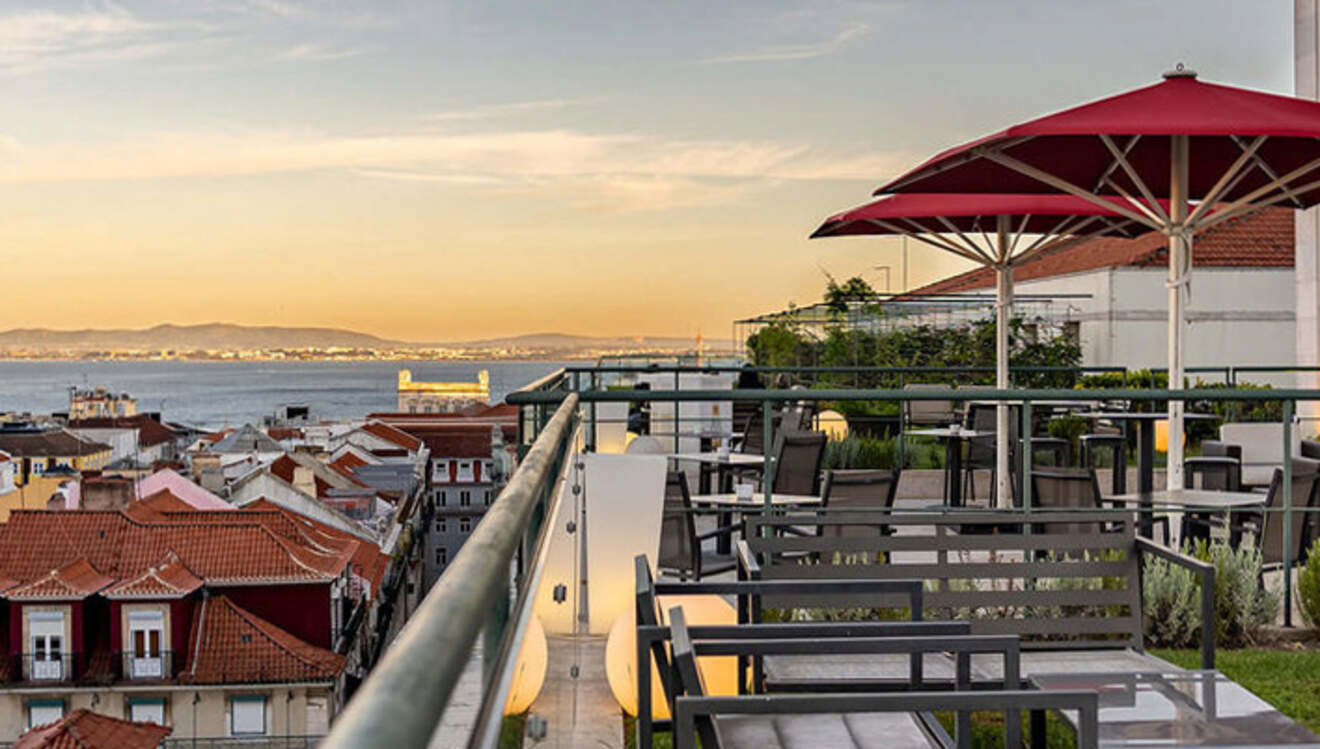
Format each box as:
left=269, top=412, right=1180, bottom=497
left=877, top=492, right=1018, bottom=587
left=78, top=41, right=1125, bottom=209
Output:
left=996, top=215, right=1013, bottom=508
left=1167, top=134, right=1190, bottom=492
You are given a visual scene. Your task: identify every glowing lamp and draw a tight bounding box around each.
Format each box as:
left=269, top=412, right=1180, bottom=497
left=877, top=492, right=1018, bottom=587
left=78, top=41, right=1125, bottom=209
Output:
left=1153, top=419, right=1185, bottom=454
left=503, top=614, right=548, bottom=715
left=817, top=410, right=849, bottom=440
left=603, top=594, right=738, bottom=718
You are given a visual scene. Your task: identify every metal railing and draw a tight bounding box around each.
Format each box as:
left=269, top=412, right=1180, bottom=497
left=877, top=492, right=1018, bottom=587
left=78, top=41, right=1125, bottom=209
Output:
left=115, top=650, right=174, bottom=680
left=322, top=393, right=579, bottom=749
left=161, top=737, right=322, bottom=748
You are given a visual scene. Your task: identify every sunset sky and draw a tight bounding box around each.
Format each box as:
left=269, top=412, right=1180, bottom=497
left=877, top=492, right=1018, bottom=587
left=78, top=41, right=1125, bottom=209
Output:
left=0, top=0, right=1294, bottom=342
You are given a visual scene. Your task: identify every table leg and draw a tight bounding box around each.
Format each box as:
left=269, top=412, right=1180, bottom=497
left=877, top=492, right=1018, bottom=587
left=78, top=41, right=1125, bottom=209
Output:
left=947, top=438, right=963, bottom=508
left=1137, top=420, right=1155, bottom=538
left=717, top=510, right=733, bottom=555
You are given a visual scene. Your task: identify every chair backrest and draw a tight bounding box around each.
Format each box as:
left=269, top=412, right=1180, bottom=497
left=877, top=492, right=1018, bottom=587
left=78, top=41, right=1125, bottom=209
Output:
left=668, top=606, right=723, bottom=749
left=744, top=511, right=1143, bottom=651
left=965, top=402, right=1021, bottom=465
left=1259, top=459, right=1320, bottom=566
left=819, top=469, right=900, bottom=538
left=771, top=430, right=827, bottom=495
left=658, top=472, right=697, bottom=576
left=1220, top=423, right=1303, bottom=486
left=633, top=556, right=675, bottom=702
left=903, top=383, right=956, bottom=427
left=740, top=408, right=766, bottom=455
left=1030, top=468, right=1105, bottom=534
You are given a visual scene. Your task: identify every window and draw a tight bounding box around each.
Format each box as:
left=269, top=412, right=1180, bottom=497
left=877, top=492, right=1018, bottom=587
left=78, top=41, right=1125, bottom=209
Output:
left=229, top=696, right=266, bottom=736
left=436, top=490, right=446, bottom=507
left=128, top=610, right=165, bottom=678
left=435, top=548, right=447, bottom=566
left=27, top=700, right=63, bottom=729
left=483, top=489, right=493, bottom=506
left=435, top=517, right=446, bottom=534
left=129, top=698, right=166, bottom=725
left=459, top=517, right=471, bottom=534
left=459, top=490, right=471, bottom=507
left=1063, top=320, right=1081, bottom=346
left=458, top=461, right=474, bottom=482
left=29, top=611, right=65, bottom=680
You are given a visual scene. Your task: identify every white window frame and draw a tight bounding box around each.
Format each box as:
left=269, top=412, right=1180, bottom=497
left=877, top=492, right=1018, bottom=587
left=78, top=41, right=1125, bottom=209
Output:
left=128, top=610, right=165, bottom=679
left=29, top=611, right=65, bottom=681
left=27, top=700, right=63, bottom=729
left=129, top=697, right=166, bottom=725
left=459, top=516, right=471, bottom=534
left=229, top=695, right=267, bottom=736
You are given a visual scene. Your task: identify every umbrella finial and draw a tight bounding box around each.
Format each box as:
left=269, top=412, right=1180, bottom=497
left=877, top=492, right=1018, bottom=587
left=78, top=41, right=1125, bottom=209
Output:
left=1163, top=62, right=1197, bottom=80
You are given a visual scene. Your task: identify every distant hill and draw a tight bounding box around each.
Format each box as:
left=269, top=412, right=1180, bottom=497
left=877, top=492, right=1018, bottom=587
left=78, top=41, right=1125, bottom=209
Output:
left=0, top=324, right=731, bottom=353
left=0, top=323, right=401, bottom=351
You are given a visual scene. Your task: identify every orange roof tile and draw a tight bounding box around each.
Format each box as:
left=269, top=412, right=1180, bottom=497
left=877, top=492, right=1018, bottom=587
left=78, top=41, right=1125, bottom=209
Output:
left=181, top=595, right=344, bottom=684
left=907, top=207, right=1294, bottom=296
left=15, top=708, right=171, bottom=749
left=360, top=421, right=422, bottom=452
left=124, top=489, right=195, bottom=521
left=102, top=554, right=203, bottom=599
left=7, top=559, right=114, bottom=601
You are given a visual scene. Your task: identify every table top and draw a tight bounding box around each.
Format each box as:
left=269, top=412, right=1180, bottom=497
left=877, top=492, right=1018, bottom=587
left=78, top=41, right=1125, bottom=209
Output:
left=906, top=427, right=990, bottom=439
left=967, top=399, right=1097, bottom=409
left=692, top=492, right=822, bottom=508
left=1032, top=670, right=1320, bottom=747
left=1109, top=489, right=1265, bottom=509
left=669, top=452, right=765, bottom=466
left=1074, top=411, right=1220, bottom=421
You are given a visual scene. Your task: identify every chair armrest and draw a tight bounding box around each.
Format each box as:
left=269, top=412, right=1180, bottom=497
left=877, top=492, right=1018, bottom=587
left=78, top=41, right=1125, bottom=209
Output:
left=736, top=539, right=760, bottom=577
left=1136, top=537, right=1216, bottom=669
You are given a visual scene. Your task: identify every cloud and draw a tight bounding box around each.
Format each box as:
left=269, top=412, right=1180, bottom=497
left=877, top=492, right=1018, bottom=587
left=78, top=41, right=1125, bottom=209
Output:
left=427, top=99, right=592, bottom=123
left=0, top=4, right=169, bottom=71
left=275, top=41, right=365, bottom=61
left=0, top=126, right=913, bottom=210
left=704, top=21, right=869, bottom=64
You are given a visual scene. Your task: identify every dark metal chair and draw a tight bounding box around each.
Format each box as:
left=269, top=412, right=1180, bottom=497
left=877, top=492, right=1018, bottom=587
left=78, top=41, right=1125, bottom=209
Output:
left=1254, top=461, right=1320, bottom=570
left=660, top=472, right=735, bottom=581
left=818, top=469, right=901, bottom=537
left=1081, top=433, right=1127, bottom=495
left=1029, top=468, right=1109, bottom=536
left=770, top=430, right=827, bottom=496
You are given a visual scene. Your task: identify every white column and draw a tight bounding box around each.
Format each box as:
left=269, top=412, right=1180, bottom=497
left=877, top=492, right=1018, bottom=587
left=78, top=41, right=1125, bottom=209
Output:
left=995, top=264, right=1013, bottom=507
left=1297, top=1, right=1320, bottom=426
left=1167, top=135, right=1189, bottom=491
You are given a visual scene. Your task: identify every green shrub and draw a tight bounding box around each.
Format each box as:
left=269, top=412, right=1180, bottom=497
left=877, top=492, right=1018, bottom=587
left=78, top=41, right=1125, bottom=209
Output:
left=1143, top=541, right=1279, bottom=650
left=1298, top=539, right=1320, bottom=630
left=1194, top=541, right=1279, bottom=648
left=1142, top=554, right=1202, bottom=648
left=822, top=436, right=943, bottom=470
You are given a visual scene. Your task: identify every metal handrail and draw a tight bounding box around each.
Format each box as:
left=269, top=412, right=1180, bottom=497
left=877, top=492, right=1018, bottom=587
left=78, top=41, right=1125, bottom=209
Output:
left=508, top=386, right=1320, bottom=404
left=322, top=393, right=580, bottom=749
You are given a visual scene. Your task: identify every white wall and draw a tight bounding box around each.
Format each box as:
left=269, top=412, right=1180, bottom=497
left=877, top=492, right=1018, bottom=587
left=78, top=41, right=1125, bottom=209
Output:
left=1003, top=266, right=1295, bottom=382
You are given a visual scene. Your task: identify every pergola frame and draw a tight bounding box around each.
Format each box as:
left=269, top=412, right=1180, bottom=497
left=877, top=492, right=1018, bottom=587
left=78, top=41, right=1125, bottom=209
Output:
left=884, top=123, right=1320, bottom=490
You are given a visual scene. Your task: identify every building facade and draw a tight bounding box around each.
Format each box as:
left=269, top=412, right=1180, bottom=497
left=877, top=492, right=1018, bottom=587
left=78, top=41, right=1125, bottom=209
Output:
left=395, top=369, right=490, bottom=414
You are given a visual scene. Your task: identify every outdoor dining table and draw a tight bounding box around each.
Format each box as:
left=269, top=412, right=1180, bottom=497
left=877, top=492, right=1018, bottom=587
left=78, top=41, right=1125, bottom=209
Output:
left=668, top=452, right=764, bottom=493
left=1107, top=488, right=1264, bottom=544
left=905, top=426, right=989, bottom=508
left=1031, top=671, right=1320, bottom=747
left=1073, top=412, right=1219, bottom=496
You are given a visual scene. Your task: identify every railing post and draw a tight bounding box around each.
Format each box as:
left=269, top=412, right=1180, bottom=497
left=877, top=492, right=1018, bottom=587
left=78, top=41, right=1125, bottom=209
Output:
left=1284, top=398, right=1294, bottom=627
left=587, top=373, right=598, bottom=453
left=762, top=399, right=774, bottom=514
left=1020, top=399, right=1033, bottom=512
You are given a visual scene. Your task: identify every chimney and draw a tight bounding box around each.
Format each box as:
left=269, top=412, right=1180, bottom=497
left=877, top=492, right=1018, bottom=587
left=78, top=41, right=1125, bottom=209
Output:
left=81, top=476, right=134, bottom=511
left=292, top=465, right=317, bottom=497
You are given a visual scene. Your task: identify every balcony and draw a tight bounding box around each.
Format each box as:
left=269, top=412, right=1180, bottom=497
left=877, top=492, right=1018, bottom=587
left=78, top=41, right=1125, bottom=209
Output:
left=116, top=650, right=174, bottom=680
left=17, top=652, right=75, bottom=682
left=324, top=364, right=1320, bottom=749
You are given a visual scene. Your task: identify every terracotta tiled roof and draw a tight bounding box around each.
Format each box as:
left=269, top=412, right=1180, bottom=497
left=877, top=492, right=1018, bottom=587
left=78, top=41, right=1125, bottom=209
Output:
left=7, top=559, right=114, bottom=601
left=410, top=426, right=499, bottom=459
left=907, top=207, right=1294, bottom=296
left=102, top=554, right=203, bottom=599
left=66, top=415, right=180, bottom=449
left=265, top=428, right=304, bottom=441
left=242, top=499, right=387, bottom=598
left=181, top=595, right=344, bottom=684
left=0, top=511, right=345, bottom=591
left=0, top=430, right=111, bottom=459
left=124, top=489, right=195, bottom=521
left=360, top=422, right=422, bottom=452
left=15, top=708, right=171, bottom=749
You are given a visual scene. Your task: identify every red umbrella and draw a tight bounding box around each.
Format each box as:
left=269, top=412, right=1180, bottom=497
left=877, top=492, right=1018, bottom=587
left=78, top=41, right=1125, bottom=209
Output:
left=874, top=66, right=1320, bottom=490
left=812, top=193, right=1148, bottom=505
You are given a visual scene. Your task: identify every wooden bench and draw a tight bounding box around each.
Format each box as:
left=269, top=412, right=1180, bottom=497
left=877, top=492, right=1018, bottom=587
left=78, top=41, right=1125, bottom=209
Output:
left=740, top=510, right=1216, bottom=685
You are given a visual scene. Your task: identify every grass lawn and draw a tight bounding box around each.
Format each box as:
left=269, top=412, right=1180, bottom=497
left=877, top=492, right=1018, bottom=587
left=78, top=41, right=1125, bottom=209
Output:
left=1152, top=649, right=1320, bottom=735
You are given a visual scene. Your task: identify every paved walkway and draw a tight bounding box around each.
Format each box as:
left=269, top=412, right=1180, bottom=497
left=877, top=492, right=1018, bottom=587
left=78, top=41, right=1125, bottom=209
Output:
left=528, top=635, right=622, bottom=748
